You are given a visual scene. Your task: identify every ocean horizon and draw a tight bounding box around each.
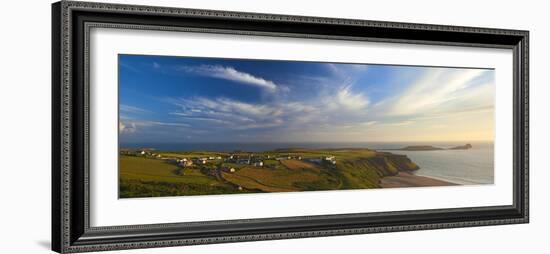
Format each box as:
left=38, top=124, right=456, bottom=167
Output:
left=120, top=141, right=493, bottom=152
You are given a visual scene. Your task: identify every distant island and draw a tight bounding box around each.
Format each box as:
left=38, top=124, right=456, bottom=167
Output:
left=386, top=144, right=473, bottom=151
left=448, top=144, right=473, bottom=150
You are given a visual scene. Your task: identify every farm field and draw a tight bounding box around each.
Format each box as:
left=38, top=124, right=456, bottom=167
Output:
left=119, top=148, right=420, bottom=198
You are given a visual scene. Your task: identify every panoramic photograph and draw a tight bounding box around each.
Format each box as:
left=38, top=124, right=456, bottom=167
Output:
left=118, top=54, right=495, bottom=198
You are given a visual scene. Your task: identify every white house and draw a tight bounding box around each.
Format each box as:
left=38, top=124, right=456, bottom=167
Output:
left=324, top=156, right=336, bottom=164
left=179, top=159, right=193, bottom=167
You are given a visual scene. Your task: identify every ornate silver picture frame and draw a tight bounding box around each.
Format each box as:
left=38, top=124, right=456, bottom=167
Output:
left=52, top=1, right=529, bottom=253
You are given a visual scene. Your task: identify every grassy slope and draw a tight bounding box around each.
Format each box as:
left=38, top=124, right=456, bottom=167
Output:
left=119, top=156, right=242, bottom=198
left=119, top=149, right=419, bottom=198
left=223, top=160, right=335, bottom=192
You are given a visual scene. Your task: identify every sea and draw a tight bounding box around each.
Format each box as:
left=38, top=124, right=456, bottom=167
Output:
left=120, top=141, right=494, bottom=185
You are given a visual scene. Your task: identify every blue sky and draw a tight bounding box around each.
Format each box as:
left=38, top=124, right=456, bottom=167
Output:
left=119, top=54, right=495, bottom=143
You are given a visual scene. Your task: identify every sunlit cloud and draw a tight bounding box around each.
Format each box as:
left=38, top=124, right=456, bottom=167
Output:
left=382, top=69, right=490, bottom=117
left=119, top=54, right=495, bottom=143
left=180, top=65, right=279, bottom=91
left=334, top=85, right=369, bottom=110
left=361, top=121, right=378, bottom=126
left=171, top=97, right=286, bottom=132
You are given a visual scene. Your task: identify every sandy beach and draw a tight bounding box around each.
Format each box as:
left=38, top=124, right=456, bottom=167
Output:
left=380, top=172, right=457, bottom=188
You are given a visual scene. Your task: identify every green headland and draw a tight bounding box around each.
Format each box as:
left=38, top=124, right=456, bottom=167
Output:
left=118, top=147, right=433, bottom=198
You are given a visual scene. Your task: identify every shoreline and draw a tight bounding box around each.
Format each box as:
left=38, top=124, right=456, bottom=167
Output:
left=380, top=172, right=458, bottom=188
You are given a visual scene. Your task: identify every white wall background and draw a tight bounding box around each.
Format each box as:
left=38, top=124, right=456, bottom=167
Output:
left=0, top=0, right=546, bottom=253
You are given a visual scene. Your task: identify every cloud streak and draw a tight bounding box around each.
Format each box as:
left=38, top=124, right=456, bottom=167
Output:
left=335, top=85, right=369, bottom=110
left=171, top=97, right=286, bottom=132
left=167, top=81, right=372, bottom=140
left=180, top=65, right=279, bottom=91
left=120, top=104, right=151, bottom=114
left=382, top=69, right=490, bottom=117
left=119, top=119, right=191, bottom=135
left=119, top=54, right=495, bottom=142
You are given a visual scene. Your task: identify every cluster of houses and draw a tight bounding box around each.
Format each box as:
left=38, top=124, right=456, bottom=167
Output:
left=123, top=149, right=154, bottom=156
left=225, top=154, right=264, bottom=167
left=130, top=149, right=336, bottom=170
left=304, top=156, right=337, bottom=165
left=275, top=155, right=302, bottom=161
left=176, top=158, right=193, bottom=167
left=192, top=156, right=222, bottom=165
left=226, top=153, right=337, bottom=167
left=131, top=150, right=224, bottom=168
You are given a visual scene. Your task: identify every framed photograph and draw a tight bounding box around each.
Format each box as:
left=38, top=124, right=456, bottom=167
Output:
left=52, top=1, right=529, bottom=253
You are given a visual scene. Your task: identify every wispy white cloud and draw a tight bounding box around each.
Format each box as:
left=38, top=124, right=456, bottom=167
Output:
left=167, top=80, right=372, bottom=140
left=334, top=85, right=369, bottom=110
left=326, top=63, right=368, bottom=78
left=361, top=121, right=378, bottom=126
left=171, top=97, right=286, bottom=132
left=386, top=120, right=415, bottom=126
left=379, top=69, right=491, bottom=117
left=120, top=104, right=151, bottom=114
left=124, top=60, right=494, bottom=142
left=179, top=97, right=281, bottom=118
left=146, top=121, right=190, bottom=127
left=323, top=68, right=495, bottom=142
left=119, top=119, right=190, bottom=135
left=180, top=65, right=279, bottom=91
left=119, top=62, right=139, bottom=73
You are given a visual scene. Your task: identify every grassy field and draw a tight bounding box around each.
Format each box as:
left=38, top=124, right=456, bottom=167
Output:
left=280, top=160, right=321, bottom=173
left=119, top=148, right=419, bottom=198
left=224, top=163, right=325, bottom=191
left=119, top=155, right=242, bottom=198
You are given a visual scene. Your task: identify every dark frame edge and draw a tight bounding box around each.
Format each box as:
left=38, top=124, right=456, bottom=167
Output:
left=52, top=1, right=62, bottom=253
left=517, top=31, right=530, bottom=223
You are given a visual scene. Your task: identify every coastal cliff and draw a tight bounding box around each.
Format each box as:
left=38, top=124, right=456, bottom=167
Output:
left=120, top=148, right=447, bottom=198
left=365, top=153, right=420, bottom=175
left=359, top=151, right=456, bottom=188
left=335, top=151, right=420, bottom=189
